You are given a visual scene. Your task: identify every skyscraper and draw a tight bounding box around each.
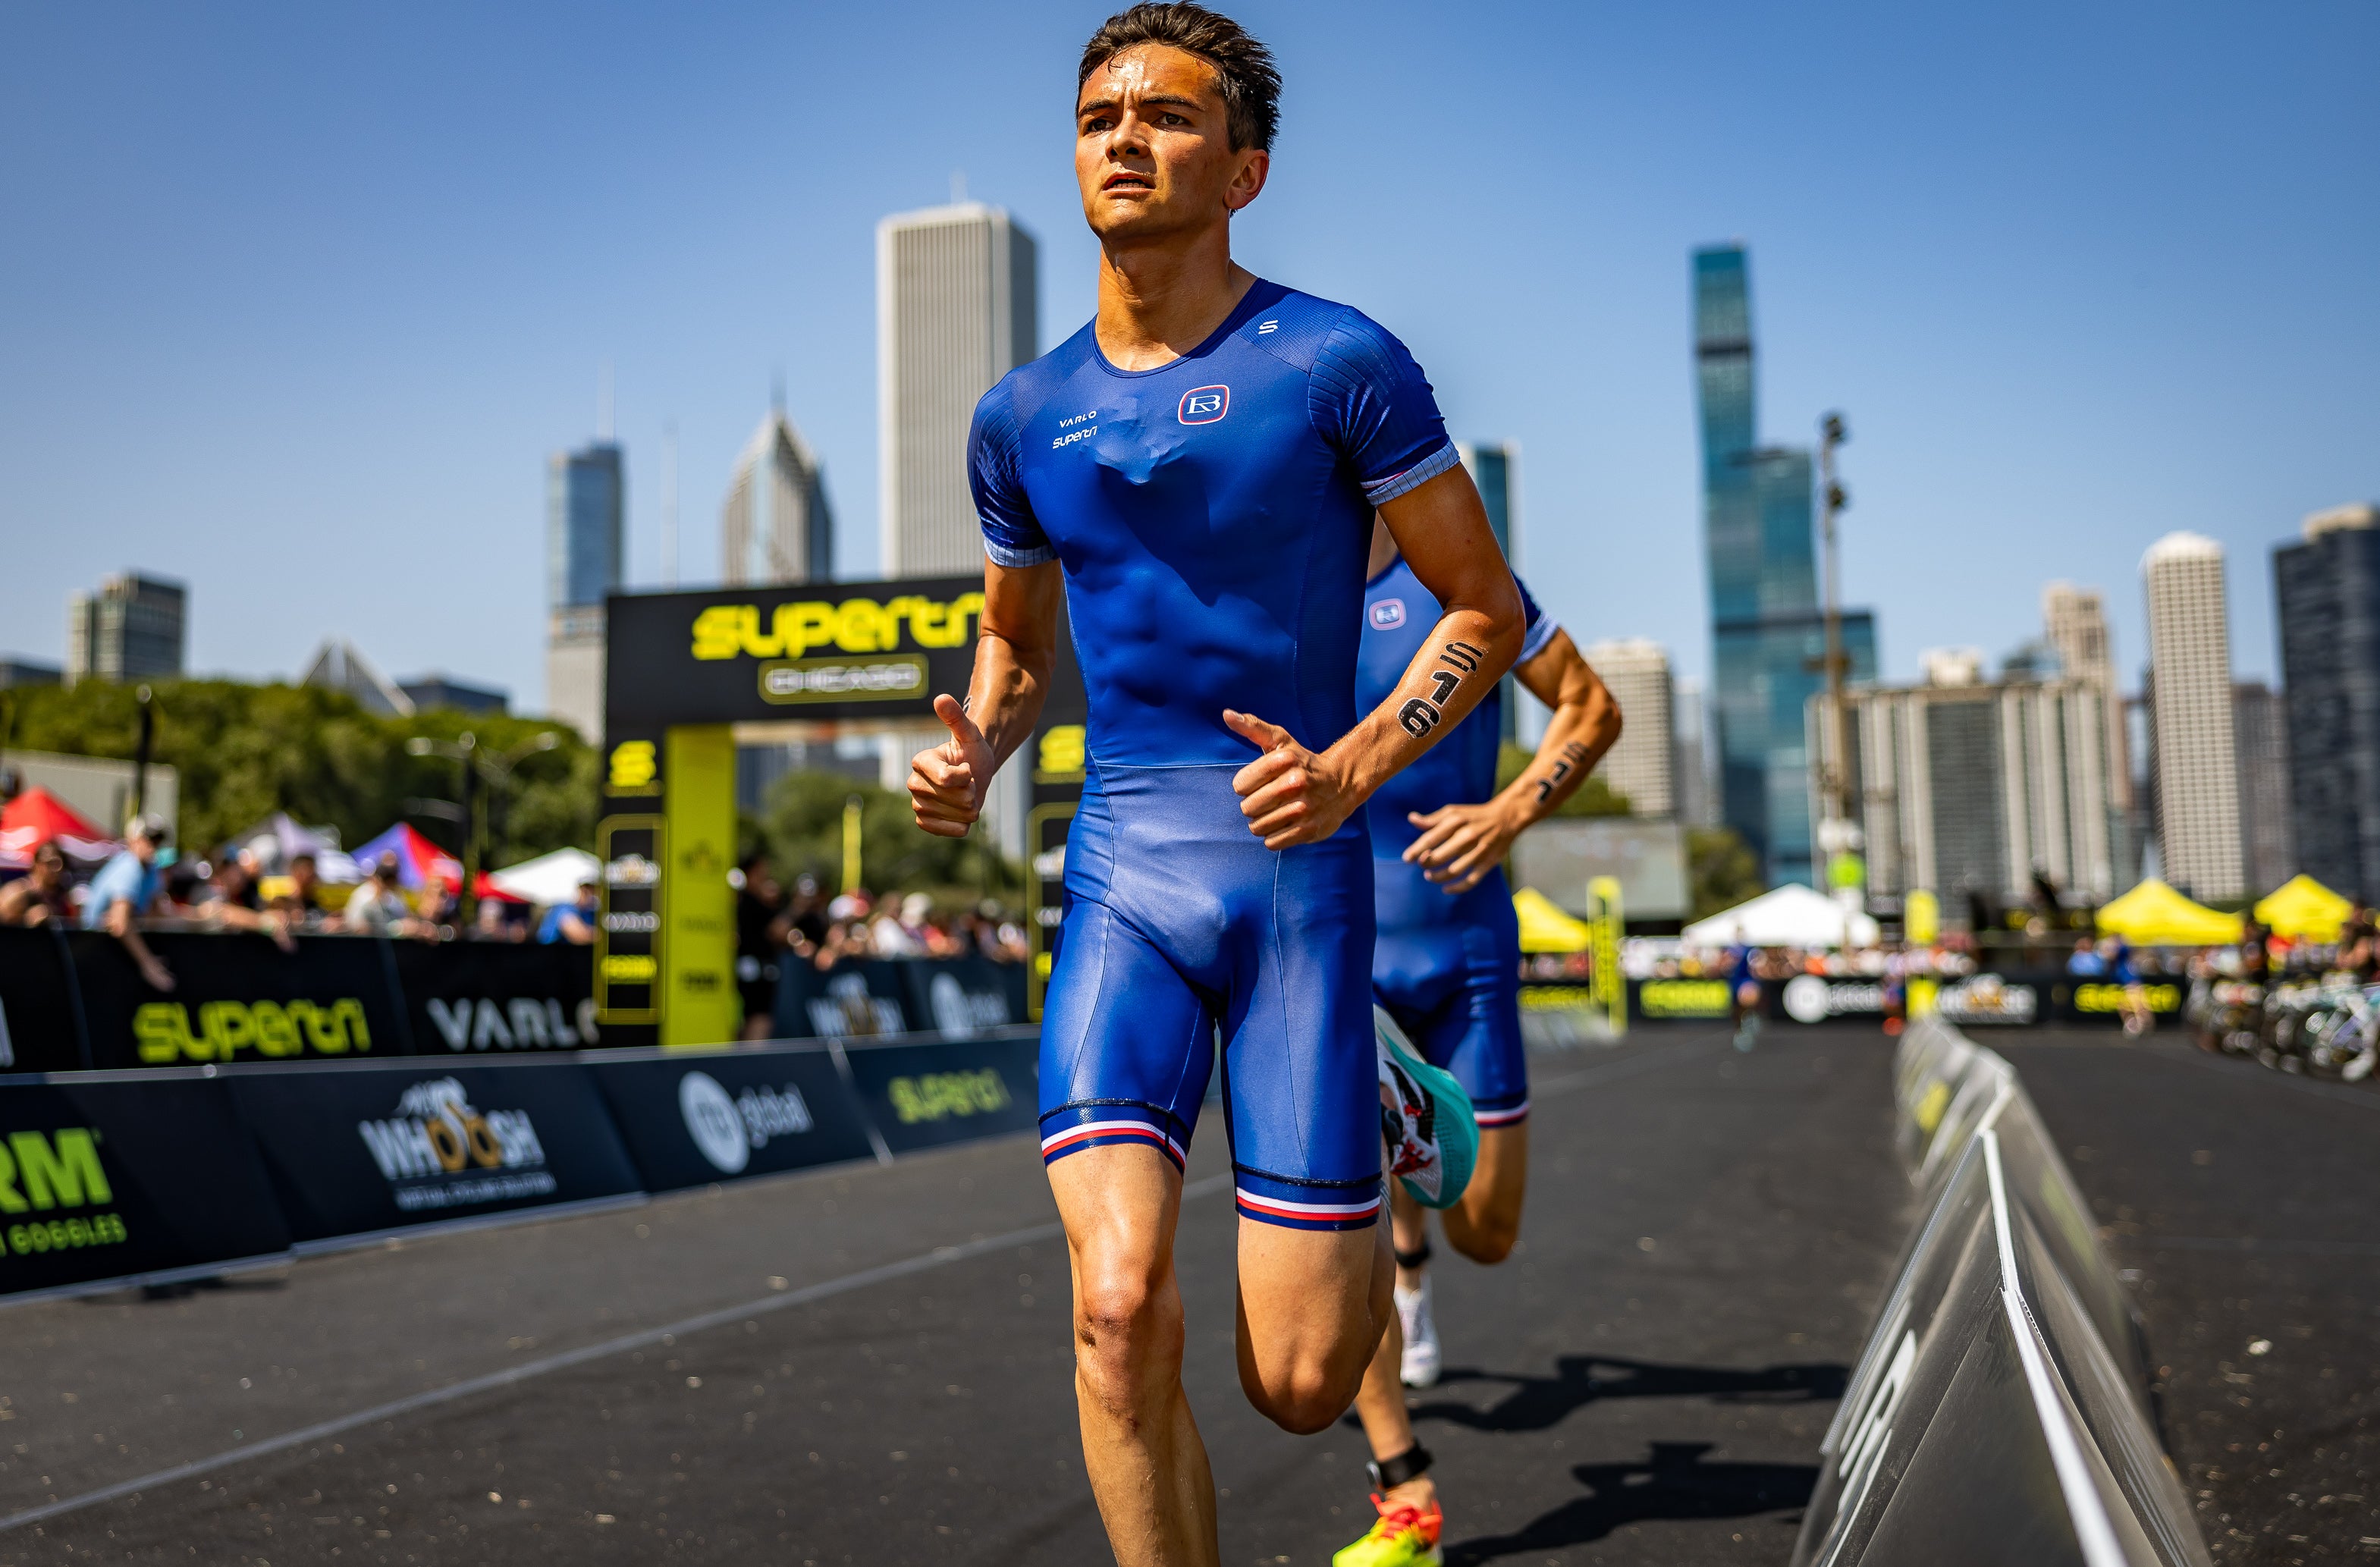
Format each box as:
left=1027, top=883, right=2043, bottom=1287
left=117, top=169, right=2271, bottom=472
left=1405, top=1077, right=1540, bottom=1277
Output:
left=2041, top=582, right=2135, bottom=876
left=1458, top=440, right=1520, bottom=741
left=878, top=203, right=1038, bottom=576
left=1674, top=677, right=1716, bottom=827
left=1814, top=669, right=2119, bottom=907
left=721, top=407, right=833, bottom=586
left=2275, top=503, right=2380, bottom=899
left=65, top=573, right=185, bottom=686
left=2142, top=532, right=2242, bottom=900
left=546, top=439, right=623, bottom=740
left=1692, top=244, right=1877, bottom=886
left=1584, top=638, right=1675, bottom=817
left=2233, top=680, right=2293, bottom=897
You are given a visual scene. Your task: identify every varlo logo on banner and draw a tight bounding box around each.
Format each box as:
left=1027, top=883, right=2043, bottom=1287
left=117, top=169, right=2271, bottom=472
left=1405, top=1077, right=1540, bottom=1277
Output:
left=424, top=997, right=598, bottom=1051
left=356, top=1079, right=554, bottom=1212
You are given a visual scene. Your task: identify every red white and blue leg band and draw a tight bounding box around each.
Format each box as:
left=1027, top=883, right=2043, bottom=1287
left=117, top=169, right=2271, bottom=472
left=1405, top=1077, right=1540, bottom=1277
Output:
left=1038, top=1103, right=1188, bottom=1172
left=1232, top=1167, right=1382, bottom=1231
left=1472, top=1094, right=1530, bottom=1129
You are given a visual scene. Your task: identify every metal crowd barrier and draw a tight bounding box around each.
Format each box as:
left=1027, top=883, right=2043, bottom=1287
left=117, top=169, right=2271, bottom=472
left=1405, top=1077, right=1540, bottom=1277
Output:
left=1791, top=1014, right=2212, bottom=1567
left=0, top=1028, right=1039, bottom=1308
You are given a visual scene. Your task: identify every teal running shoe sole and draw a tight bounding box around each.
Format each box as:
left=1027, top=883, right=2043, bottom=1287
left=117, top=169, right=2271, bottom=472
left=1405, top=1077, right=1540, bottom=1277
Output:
left=1374, top=1004, right=1477, bottom=1210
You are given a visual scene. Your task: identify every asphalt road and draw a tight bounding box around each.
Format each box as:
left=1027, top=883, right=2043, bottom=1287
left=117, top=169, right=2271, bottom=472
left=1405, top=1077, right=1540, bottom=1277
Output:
left=1999, top=1033, right=2380, bottom=1565
left=0, top=1023, right=1911, bottom=1566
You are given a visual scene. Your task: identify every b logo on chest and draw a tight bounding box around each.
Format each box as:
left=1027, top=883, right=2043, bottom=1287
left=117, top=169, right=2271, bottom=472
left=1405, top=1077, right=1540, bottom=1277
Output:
left=1177, top=385, right=1229, bottom=425
left=1370, top=598, right=1407, bottom=630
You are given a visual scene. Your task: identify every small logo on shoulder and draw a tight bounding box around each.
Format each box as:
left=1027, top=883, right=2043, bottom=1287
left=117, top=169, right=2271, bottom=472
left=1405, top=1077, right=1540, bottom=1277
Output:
left=1370, top=598, right=1407, bottom=630
left=1178, top=385, right=1229, bottom=425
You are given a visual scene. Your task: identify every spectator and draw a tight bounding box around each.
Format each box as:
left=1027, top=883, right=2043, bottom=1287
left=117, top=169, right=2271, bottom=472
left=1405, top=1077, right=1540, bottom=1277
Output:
left=193, top=849, right=297, bottom=952
left=0, top=841, right=72, bottom=927
left=2064, top=937, right=2105, bottom=977
left=344, top=853, right=410, bottom=934
left=784, top=874, right=829, bottom=960
left=734, top=851, right=791, bottom=1040
left=476, top=895, right=529, bottom=942
left=83, top=815, right=175, bottom=992
left=278, top=853, right=337, bottom=931
left=538, top=879, right=599, bottom=945
left=412, top=876, right=457, bottom=940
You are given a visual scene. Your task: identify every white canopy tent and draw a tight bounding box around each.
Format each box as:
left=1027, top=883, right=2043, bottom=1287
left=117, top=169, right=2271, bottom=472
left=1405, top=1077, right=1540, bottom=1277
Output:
left=1682, top=883, right=1879, bottom=950
left=485, top=846, right=601, bottom=908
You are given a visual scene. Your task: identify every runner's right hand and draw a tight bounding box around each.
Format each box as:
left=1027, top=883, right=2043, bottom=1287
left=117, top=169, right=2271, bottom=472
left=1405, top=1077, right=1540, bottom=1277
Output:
left=910, top=694, right=994, bottom=838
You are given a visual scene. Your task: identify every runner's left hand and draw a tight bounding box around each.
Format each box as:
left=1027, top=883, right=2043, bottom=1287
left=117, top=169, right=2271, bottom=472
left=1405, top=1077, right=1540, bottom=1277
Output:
left=1225, top=711, right=1362, bottom=850
left=1404, top=799, right=1524, bottom=894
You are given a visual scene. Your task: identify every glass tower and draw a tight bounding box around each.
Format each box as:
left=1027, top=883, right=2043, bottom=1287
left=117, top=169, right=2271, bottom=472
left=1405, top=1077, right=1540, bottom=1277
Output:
left=548, top=441, right=624, bottom=611
left=1693, top=246, right=1876, bottom=887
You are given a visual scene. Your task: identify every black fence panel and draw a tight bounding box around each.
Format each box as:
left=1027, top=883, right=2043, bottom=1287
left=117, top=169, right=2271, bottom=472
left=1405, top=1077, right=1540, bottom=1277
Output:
left=0, top=926, right=90, bottom=1072
left=774, top=959, right=915, bottom=1039
left=586, top=1047, right=878, bottom=1192
left=223, top=1061, right=643, bottom=1247
left=895, top=956, right=1028, bottom=1038
left=390, top=940, right=596, bottom=1056
left=837, top=1032, right=1040, bottom=1155
left=67, top=931, right=412, bottom=1069
left=0, top=1077, right=290, bottom=1297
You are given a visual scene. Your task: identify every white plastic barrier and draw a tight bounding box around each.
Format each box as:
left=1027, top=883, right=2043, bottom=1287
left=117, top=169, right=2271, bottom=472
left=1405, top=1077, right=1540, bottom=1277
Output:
left=1791, top=1015, right=2212, bottom=1567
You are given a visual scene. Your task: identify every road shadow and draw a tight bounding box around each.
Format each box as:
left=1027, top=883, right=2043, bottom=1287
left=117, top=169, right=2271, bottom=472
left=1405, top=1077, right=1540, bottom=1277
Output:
left=1446, top=1441, right=1817, bottom=1564
left=1402, top=1355, right=1848, bottom=1434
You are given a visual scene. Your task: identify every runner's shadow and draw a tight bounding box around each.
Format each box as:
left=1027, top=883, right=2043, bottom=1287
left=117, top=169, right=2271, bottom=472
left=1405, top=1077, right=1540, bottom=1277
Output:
left=1407, top=1355, right=1848, bottom=1433
left=1444, top=1441, right=1816, bottom=1565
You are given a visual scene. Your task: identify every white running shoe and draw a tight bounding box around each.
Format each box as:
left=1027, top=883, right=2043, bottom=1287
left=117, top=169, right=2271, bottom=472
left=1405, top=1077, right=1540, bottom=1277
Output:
left=1397, top=1273, right=1442, bottom=1389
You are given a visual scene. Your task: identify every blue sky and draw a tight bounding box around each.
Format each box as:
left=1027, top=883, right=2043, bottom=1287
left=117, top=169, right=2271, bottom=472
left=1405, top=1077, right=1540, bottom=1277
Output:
left=4, top=1, right=2373, bottom=706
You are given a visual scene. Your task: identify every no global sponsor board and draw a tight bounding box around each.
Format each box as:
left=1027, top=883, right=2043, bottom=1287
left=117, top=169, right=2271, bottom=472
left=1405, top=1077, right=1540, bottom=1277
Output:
left=586, top=1050, right=878, bottom=1192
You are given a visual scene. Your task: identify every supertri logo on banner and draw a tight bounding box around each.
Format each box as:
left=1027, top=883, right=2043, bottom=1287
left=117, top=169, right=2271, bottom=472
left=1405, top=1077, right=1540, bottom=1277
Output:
left=689, top=592, right=985, bottom=661
left=356, top=1079, right=554, bottom=1213
left=136, top=998, right=372, bottom=1063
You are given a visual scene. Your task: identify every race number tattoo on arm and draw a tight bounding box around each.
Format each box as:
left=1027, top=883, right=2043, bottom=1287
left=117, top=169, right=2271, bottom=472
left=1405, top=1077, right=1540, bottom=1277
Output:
left=1533, top=741, right=1591, bottom=804
left=1399, top=640, right=1487, bottom=738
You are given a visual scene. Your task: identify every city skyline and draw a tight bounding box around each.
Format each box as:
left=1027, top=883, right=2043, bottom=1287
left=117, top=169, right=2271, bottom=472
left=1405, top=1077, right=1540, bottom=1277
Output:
left=3, top=3, right=2373, bottom=714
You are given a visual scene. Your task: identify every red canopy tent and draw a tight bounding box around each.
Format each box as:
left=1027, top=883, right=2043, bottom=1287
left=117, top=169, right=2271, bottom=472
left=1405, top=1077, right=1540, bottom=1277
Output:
left=0, top=787, right=118, bottom=869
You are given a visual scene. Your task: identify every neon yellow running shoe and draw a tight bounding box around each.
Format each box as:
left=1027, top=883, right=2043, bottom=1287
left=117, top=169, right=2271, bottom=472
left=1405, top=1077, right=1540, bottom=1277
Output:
left=1333, top=1495, right=1443, bottom=1566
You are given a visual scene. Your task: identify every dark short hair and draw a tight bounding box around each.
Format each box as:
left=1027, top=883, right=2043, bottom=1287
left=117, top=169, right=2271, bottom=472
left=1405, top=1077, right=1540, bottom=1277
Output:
left=1079, top=3, right=1280, bottom=153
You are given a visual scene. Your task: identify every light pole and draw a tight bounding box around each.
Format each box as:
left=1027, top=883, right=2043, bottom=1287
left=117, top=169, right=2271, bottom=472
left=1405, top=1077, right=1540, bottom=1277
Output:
left=1816, top=413, right=1857, bottom=894
left=404, top=731, right=558, bottom=925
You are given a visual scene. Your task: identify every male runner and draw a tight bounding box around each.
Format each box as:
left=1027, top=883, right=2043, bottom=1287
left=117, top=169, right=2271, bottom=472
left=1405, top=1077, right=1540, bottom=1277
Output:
left=905, top=8, right=1524, bottom=1564
left=1333, top=517, right=1622, bottom=1565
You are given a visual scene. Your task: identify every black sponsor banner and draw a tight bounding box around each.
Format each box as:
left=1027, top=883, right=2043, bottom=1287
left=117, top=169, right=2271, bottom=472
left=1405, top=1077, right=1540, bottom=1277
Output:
left=895, top=957, right=1026, bottom=1039
left=1927, top=971, right=2055, bottom=1028
left=1775, top=974, right=1889, bottom=1025
left=587, top=1047, right=877, bottom=1192
left=223, top=1061, right=642, bottom=1245
left=0, top=1078, right=290, bottom=1298
left=838, top=1032, right=1040, bottom=1156
left=0, top=926, right=90, bottom=1072
left=391, top=941, right=598, bottom=1056
left=774, top=959, right=914, bottom=1040
left=1627, top=977, right=1736, bottom=1022
left=67, top=931, right=411, bottom=1069
left=2056, top=976, right=2183, bottom=1028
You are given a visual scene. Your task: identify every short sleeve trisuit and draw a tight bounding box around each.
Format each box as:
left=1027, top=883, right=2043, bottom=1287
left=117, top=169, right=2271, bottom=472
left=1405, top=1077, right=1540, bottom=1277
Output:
left=1358, top=559, right=1557, bottom=1127
left=972, top=279, right=1458, bottom=1231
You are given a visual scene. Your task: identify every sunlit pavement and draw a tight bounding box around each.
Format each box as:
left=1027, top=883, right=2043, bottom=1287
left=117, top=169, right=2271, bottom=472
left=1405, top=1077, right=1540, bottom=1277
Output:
left=14, top=1025, right=2357, bottom=1564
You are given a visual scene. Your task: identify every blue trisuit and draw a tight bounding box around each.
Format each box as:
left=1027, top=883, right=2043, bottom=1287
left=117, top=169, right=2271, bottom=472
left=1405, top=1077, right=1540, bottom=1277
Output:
left=972, top=280, right=1458, bottom=1231
left=1359, top=558, right=1557, bottom=1128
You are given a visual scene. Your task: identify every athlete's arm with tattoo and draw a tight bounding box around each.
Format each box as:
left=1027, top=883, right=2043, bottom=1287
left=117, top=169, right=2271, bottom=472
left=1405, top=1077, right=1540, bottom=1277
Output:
left=909, top=560, right=1064, bottom=838
left=1405, top=631, right=1622, bottom=893
left=1229, top=464, right=1525, bottom=849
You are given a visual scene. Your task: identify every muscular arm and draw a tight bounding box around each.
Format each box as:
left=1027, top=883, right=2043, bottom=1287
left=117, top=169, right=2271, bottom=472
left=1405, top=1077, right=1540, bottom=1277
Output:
left=909, top=559, right=1065, bottom=838
left=1230, top=464, right=1526, bottom=848
left=1404, top=630, right=1622, bottom=893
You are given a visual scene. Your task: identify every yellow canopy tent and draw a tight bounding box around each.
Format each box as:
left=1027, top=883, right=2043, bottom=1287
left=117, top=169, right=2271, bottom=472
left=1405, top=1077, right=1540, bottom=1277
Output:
left=2253, top=875, right=2353, bottom=941
left=2095, top=878, right=2242, bottom=945
left=1512, top=887, right=1593, bottom=953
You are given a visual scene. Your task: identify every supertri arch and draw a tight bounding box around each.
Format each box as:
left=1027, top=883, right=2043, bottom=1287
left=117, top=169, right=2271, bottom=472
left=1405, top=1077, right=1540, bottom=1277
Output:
left=595, top=579, right=1085, bottom=1049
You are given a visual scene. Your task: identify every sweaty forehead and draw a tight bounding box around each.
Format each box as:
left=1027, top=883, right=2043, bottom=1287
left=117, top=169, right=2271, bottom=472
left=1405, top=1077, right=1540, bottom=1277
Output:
left=1081, top=44, right=1221, bottom=107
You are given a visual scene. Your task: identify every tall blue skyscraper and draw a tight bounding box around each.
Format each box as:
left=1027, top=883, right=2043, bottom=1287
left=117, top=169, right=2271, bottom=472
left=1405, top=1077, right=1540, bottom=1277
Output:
left=1693, top=245, right=1877, bottom=887
left=546, top=438, right=623, bottom=739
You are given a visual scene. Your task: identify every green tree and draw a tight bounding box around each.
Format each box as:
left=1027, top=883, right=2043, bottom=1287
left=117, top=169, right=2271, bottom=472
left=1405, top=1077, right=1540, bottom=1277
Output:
left=757, top=768, right=1016, bottom=903
left=0, top=680, right=597, bottom=868
left=1687, top=826, right=1765, bottom=922
left=1493, top=743, right=1632, bottom=817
